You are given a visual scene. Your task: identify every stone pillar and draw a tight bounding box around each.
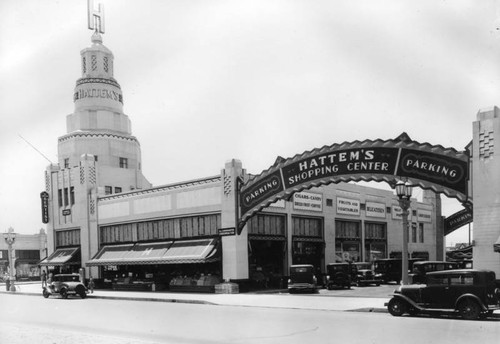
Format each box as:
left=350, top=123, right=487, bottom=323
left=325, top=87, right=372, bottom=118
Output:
left=472, top=107, right=500, bottom=275
left=79, top=154, right=99, bottom=279
left=220, top=159, right=249, bottom=281
left=423, top=190, right=444, bottom=261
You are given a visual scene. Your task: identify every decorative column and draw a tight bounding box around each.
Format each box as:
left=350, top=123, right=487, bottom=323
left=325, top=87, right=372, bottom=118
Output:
left=220, top=159, right=249, bottom=281
left=472, top=107, right=500, bottom=275
left=3, top=227, right=16, bottom=291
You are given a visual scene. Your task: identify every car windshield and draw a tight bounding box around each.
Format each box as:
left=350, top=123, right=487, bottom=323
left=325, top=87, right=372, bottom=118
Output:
left=329, top=265, right=347, bottom=272
left=58, top=275, right=80, bottom=282
left=291, top=267, right=312, bottom=273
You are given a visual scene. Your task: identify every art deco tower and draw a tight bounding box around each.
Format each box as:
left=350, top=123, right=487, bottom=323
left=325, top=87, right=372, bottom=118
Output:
left=57, top=30, right=151, bottom=193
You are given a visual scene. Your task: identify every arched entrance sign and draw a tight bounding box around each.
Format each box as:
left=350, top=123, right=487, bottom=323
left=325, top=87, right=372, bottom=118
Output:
left=239, top=133, right=470, bottom=231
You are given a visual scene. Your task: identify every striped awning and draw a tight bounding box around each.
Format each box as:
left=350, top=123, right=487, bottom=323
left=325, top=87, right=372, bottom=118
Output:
left=86, top=239, right=219, bottom=266
left=39, top=247, right=80, bottom=266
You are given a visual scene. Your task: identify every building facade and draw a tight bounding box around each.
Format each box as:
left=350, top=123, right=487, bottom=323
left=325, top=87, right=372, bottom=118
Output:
left=40, top=25, right=444, bottom=291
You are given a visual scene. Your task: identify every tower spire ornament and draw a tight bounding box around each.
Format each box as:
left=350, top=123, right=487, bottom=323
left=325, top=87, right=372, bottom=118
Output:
left=88, top=0, right=105, bottom=34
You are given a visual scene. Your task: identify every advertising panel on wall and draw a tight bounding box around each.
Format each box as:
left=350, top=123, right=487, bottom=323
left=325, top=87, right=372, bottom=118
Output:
left=391, top=205, right=412, bottom=221
left=365, top=202, right=386, bottom=218
left=336, top=197, right=360, bottom=216
left=417, top=209, right=432, bottom=223
left=293, top=192, right=322, bottom=212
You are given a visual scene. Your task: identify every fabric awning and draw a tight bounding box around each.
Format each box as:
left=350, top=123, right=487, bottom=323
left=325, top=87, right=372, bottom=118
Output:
left=86, top=239, right=219, bottom=266
left=494, top=236, right=500, bottom=253
left=161, top=238, right=219, bottom=264
left=86, top=243, right=135, bottom=266
left=39, top=247, right=80, bottom=266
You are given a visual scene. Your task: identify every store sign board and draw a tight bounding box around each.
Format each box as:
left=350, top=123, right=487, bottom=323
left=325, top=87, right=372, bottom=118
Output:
left=366, top=202, right=386, bottom=218
left=337, top=197, right=360, bottom=216
left=293, top=192, right=322, bottom=212
left=417, top=209, right=432, bottom=223
left=218, top=227, right=236, bottom=236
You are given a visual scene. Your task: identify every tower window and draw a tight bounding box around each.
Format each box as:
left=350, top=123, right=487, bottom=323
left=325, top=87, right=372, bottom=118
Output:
left=104, top=56, right=108, bottom=72
left=115, top=187, right=122, bottom=194
left=119, top=157, right=128, bottom=169
left=105, top=186, right=112, bottom=195
left=92, top=55, right=97, bottom=71
left=70, top=187, right=75, bottom=205
left=64, top=158, right=69, bottom=168
left=82, top=57, right=87, bottom=74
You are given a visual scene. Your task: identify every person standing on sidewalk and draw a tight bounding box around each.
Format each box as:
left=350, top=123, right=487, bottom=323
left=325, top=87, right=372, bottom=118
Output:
left=88, top=276, right=94, bottom=293
left=41, top=270, right=47, bottom=287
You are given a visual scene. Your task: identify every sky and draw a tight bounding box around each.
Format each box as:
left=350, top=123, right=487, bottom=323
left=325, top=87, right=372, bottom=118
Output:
left=1, top=0, right=498, bottom=246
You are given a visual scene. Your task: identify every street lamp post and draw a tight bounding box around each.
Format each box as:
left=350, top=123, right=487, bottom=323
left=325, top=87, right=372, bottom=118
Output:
left=395, top=180, right=413, bottom=285
left=3, top=227, right=17, bottom=292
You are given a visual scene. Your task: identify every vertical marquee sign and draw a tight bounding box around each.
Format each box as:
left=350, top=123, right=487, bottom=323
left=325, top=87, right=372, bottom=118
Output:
left=40, top=191, right=49, bottom=224
left=239, top=133, right=470, bottom=230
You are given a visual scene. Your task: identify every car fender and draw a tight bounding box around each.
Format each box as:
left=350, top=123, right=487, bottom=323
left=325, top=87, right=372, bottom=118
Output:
left=454, top=294, right=487, bottom=311
left=390, top=293, right=424, bottom=311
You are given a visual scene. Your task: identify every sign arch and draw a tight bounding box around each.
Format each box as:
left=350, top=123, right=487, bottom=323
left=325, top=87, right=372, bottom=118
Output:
left=239, top=133, right=470, bottom=230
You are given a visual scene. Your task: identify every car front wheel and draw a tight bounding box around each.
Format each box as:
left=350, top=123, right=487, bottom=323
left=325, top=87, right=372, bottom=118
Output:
left=458, top=299, right=481, bottom=320
left=388, top=298, right=406, bottom=316
left=42, top=289, right=50, bottom=298
left=60, top=288, right=68, bottom=299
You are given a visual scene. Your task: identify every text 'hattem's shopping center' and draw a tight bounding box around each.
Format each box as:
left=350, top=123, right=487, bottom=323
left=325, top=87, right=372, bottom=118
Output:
left=39, top=3, right=500, bottom=293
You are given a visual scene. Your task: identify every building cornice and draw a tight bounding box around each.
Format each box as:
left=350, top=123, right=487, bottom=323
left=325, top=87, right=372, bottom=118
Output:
left=99, top=175, right=222, bottom=201
left=58, top=131, right=138, bottom=143
left=76, top=77, right=121, bottom=89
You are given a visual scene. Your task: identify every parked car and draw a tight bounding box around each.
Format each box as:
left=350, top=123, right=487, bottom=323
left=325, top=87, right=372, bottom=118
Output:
left=386, top=269, right=500, bottom=320
left=408, top=261, right=460, bottom=284
left=43, top=273, right=87, bottom=299
left=373, top=258, right=423, bottom=283
left=287, top=265, right=317, bottom=293
left=356, top=268, right=382, bottom=287
left=326, top=263, right=353, bottom=289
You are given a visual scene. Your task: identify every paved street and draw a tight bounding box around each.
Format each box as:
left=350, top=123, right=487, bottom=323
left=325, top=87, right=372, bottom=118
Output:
left=0, top=282, right=499, bottom=344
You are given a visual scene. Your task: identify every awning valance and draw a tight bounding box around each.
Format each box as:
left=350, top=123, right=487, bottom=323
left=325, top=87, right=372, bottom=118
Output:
left=39, top=247, right=80, bottom=266
left=86, top=239, right=219, bottom=266
left=494, top=236, right=500, bottom=253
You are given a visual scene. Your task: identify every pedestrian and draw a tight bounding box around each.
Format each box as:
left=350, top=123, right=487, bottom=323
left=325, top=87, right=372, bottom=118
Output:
left=89, top=276, right=94, bottom=293
left=41, top=270, right=47, bottom=287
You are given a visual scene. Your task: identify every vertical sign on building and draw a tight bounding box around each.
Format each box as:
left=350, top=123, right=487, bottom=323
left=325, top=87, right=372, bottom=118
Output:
left=40, top=191, right=49, bottom=224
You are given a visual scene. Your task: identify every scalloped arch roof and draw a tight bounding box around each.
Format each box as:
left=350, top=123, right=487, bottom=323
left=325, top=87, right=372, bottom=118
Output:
left=239, top=133, right=470, bottom=229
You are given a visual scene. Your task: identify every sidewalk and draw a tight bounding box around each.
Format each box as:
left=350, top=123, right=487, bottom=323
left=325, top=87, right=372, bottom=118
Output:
left=1, top=282, right=389, bottom=313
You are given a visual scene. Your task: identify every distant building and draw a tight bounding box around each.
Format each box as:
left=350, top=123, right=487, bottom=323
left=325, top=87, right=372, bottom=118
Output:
left=1, top=228, right=47, bottom=280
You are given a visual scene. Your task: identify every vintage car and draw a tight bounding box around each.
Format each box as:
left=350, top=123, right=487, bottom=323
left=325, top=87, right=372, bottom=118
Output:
left=356, top=268, right=382, bottom=287
left=43, top=273, right=87, bottom=299
left=386, top=269, right=500, bottom=320
left=373, top=258, right=423, bottom=283
left=287, top=264, right=317, bottom=293
left=408, top=261, right=460, bottom=284
left=325, top=263, right=354, bottom=289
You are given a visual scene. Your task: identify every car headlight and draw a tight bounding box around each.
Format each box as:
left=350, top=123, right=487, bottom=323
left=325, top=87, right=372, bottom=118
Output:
left=287, top=279, right=291, bottom=284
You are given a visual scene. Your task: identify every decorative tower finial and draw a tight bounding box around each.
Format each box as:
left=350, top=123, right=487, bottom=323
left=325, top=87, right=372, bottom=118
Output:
left=88, top=0, right=105, bottom=34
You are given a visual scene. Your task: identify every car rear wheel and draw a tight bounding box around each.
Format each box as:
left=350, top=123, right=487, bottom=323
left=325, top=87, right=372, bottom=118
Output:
left=387, top=298, right=406, bottom=316
left=458, top=299, right=481, bottom=320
